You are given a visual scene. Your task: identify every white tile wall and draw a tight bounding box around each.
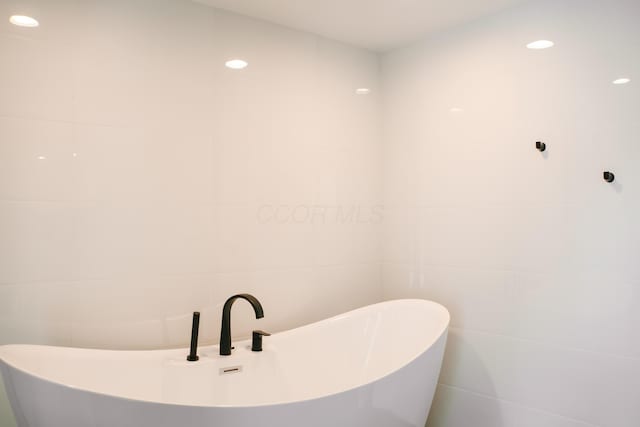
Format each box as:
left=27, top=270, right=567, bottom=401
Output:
left=2, top=0, right=638, bottom=426
left=381, top=0, right=640, bottom=426
left=438, top=329, right=640, bottom=426
left=0, top=0, right=382, bottom=425
left=428, top=384, right=599, bottom=427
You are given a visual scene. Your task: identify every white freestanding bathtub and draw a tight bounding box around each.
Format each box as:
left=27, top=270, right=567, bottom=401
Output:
left=0, top=299, right=449, bottom=427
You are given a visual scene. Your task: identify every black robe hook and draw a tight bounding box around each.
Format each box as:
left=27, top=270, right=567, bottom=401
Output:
left=603, top=171, right=615, bottom=183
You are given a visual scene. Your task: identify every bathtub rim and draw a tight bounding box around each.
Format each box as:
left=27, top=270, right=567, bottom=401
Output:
left=0, top=298, right=450, bottom=409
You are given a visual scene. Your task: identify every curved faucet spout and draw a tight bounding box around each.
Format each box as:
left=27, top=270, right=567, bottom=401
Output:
left=220, top=294, right=264, bottom=356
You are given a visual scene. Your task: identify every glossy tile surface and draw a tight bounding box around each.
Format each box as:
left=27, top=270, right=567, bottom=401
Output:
left=381, top=0, right=640, bottom=425
left=0, top=1, right=382, bottom=425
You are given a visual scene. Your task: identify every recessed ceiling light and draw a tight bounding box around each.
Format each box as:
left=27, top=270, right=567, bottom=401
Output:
left=355, top=88, right=371, bottom=95
left=450, top=107, right=464, bottom=113
left=9, top=15, right=39, bottom=27
left=526, top=40, right=554, bottom=50
left=225, top=59, right=248, bottom=70
left=612, top=78, right=631, bottom=85
left=37, top=155, right=46, bottom=160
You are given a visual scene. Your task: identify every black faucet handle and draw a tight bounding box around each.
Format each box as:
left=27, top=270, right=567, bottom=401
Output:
left=251, top=330, right=271, bottom=352
left=187, top=312, right=200, bottom=362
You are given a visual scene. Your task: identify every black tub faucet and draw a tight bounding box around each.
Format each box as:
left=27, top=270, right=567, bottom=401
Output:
left=220, top=294, right=264, bottom=356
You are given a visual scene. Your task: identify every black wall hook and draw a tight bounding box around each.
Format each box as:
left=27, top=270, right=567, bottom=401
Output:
left=603, top=171, right=615, bottom=183
left=535, top=141, right=546, bottom=152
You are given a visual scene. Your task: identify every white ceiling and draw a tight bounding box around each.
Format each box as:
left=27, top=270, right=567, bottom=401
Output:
left=193, top=0, right=531, bottom=51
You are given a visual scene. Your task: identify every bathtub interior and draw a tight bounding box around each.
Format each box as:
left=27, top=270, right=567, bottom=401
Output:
left=0, top=300, right=449, bottom=407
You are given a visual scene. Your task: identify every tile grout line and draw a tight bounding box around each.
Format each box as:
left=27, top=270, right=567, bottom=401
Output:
left=437, top=383, right=602, bottom=427
left=448, top=326, right=640, bottom=362
left=0, top=261, right=384, bottom=288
